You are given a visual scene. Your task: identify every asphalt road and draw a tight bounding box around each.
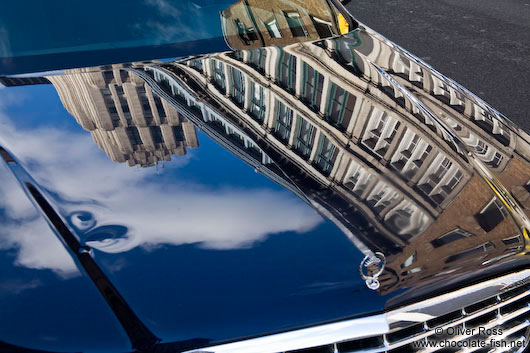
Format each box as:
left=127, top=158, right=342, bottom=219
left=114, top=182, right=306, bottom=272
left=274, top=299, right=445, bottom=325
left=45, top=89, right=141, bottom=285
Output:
left=344, top=0, right=530, bottom=132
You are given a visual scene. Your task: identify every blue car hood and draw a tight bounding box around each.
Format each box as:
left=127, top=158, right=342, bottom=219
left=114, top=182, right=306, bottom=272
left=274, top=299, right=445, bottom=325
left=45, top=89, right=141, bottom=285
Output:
left=1, top=2, right=530, bottom=353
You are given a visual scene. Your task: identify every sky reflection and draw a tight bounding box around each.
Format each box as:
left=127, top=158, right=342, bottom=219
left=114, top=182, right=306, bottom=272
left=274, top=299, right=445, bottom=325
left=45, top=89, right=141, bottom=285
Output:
left=0, top=85, right=323, bottom=277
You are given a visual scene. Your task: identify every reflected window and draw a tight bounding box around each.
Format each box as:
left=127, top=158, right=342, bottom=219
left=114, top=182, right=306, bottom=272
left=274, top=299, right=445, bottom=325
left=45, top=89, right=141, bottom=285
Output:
left=119, top=97, right=131, bottom=121
left=190, top=59, right=203, bottom=73
left=293, top=116, right=316, bottom=159
left=431, top=75, right=464, bottom=107
left=108, top=106, right=118, bottom=115
left=505, top=246, right=523, bottom=253
left=173, top=126, right=184, bottom=142
left=445, top=242, right=494, bottom=263
left=475, top=140, right=487, bottom=154
left=403, top=267, right=423, bottom=275
left=119, top=70, right=130, bottom=84
left=234, top=19, right=258, bottom=45
left=249, top=82, right=266, bottom=123
left=103, top=92, right=119, bottom=126
left=138, top=91, right=153, bottom=124
left=391, top=54, right=424, bottom=84
left=211, top=60, right=226, bottom=93
left=390, top=130, right=432, bottom=178
left=153, top=96, right=166, bottom=120
left=150, top=126, right=164, bottom=144
left=231, top=50, right=244, bottom=61
left=284, top=11, right=307, bottom=37
left=336, top=40, right=354, bottom=64
left=502, top=235, right=522, bottom=246
left=109, top=107, right=120, bottom=127
left=205, top=114, right=226, bottom=134
left=326, top=83, right=356, bottom=131
left=475, top=198, right=508, bottom=232
left=265, top=18, right=282, bottom=38
left=311, top=17, right=333, bottom=38
left=401, top=252, right=417, bottom=268
left=313, top=134, right=338, bottom=175
left=473, top=105, right=510, bottom=146
left=249, top=48, right=267, bottom=73
left=302, top=62, right=324, bottom=110
left=473, top=139, right=503, bottom=168
left=103, top=71, right=114, bottom=84
left=344, top=160, right=374, bottom=197
left=334, top=31, right=363, bottom=74
left=126, top=127, right=142, bottom=146
left=229, top=67, right=245, bottom=107
left=277, top=50, right=297, bottom=92
left=442, top=115, right=462, bottom=132
left=156, top=74, right=172, bottom=94
left=361, top=108, right=400, bottom=158
left=103, top=94, right=115, bottom=107
left=226, top=126, right=245, bottom=147
left=273, top=101, right=293, bottom=142
left=247, top=142, right=263, bottom=162
left=366, top=181, right=399, bottom=214
left=431, top=229, right=474, bottom=248
left=172, top=84, right=186, bottom=102
left=188, top=99, right=201, bottom=115
left=418, top=155, right=463, bottom=206
left=142, top=101, right=152, bottom=116
left=385, top=200, right=429, bottom=237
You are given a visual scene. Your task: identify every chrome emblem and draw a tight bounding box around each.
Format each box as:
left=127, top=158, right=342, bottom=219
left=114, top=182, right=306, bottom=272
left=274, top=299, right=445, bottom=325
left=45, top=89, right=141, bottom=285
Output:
left=360, top=252, right=386, bottom=290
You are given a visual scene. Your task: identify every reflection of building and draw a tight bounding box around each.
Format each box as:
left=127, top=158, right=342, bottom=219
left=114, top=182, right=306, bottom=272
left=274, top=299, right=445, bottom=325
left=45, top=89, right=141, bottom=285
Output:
left=221, top=0, right=343, bottom=50
left=130, top=31, right=530, bottom=296
left=178, top=45, right=478, bottom=241
left=46, top=64, right=198, bottom=167
left=339, top=28, right=525, bottom=168
left=130, top=65, right=311, bottom=206
left=0, top=76, right=50, bottom=87
left=332, top=28, right=530, bottom=293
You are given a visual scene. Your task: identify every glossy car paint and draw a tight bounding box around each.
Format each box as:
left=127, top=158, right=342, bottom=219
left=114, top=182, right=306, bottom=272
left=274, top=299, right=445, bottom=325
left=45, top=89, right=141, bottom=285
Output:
left=1, top=1, right=529, bottom=352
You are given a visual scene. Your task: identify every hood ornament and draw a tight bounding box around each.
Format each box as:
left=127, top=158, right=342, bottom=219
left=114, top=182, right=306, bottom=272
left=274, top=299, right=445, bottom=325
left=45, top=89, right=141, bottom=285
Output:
left=360, top=252, right=386, bottom=290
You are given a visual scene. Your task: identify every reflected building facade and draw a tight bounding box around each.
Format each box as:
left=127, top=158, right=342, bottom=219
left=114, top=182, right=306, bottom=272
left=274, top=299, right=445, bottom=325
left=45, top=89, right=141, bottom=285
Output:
left=221, top=0, right=345, bottom=50
left=47, top=64, right=198, bottom=167
left=129, top=28, right=530, bottom=295
left=0, top=76, right=51, bottom=87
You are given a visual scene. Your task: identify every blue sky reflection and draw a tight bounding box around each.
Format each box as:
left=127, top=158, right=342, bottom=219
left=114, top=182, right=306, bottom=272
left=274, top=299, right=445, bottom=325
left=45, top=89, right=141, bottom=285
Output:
left=0, top=84, right=323, bottom=276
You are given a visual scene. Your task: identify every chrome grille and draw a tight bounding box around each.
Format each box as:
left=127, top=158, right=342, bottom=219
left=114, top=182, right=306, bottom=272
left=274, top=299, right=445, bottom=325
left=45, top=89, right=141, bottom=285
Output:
left=283, top=283, right=530, bottom=353
left=185, top=270, right=530, bottom=353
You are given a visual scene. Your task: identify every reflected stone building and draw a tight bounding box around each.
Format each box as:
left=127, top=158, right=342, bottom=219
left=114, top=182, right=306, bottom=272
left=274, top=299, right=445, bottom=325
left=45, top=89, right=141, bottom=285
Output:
left=128, top=30, right=530, bottom=296
left=47, top=64, right=198, bottom=167
left=221, top=0, right=345, bottom=50
left=0, top=76, right=51, bottom=87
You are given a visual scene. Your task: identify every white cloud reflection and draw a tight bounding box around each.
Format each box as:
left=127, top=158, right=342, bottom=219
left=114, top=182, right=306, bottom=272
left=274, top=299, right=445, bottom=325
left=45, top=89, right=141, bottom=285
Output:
left=0, top=279, right=42, bottom=295
left=132, top=0, right=205, bottom=44
left=0, top=25, right=11, bottom=58
left=0, top=95, right=322, bottom=277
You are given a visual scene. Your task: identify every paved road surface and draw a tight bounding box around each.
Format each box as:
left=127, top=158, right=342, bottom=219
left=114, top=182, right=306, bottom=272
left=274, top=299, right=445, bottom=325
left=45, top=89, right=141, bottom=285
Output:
left=345, top=0, right=530, bottom=131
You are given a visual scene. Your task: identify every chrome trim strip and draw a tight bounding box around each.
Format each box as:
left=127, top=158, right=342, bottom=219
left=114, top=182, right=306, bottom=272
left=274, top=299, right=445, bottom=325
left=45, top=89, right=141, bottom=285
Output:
left=386, top=269, right=530, bottom=327
left=183, top=314, right=388, bottom=353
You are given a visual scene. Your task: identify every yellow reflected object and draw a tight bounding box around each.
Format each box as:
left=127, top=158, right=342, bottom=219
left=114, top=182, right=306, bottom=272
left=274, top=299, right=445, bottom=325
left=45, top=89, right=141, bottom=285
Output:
left=522, top=228, right=530, bottom=253
left=338, top=13, right=349, bottom=34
